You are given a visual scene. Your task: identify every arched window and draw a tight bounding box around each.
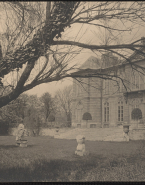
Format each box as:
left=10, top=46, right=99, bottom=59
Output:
left=118, top=101, right=123, bottom=121
left=131, top=108, right=142, bottom=120
left=104, top=102, right=109, bottom=122
left=82, top=112, right=92, bottom=121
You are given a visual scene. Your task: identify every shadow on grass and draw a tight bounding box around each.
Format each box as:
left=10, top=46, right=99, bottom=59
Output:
left=0, top=145, right=35, bottom=149
left=0, top=154, right=106, bottom=182
left=0, top=152, right=144, bottom=182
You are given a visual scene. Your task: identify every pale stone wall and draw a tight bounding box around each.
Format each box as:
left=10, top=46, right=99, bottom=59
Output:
left=129, top=129, right=145, bottom=140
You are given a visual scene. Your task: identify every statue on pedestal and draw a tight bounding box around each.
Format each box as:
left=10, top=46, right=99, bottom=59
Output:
left=16, top=124, right=28, bottom=147
left=123, top=124, right=130, bottom=142
left=75, top=135, right=88, bottom=156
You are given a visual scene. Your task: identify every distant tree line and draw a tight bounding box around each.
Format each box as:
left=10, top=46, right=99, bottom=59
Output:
left=0, top=85, right=73, bottom=135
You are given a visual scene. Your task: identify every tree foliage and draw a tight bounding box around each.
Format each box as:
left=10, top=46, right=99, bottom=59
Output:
left=48, top=115, right=55, bottom=122
left=0, top=93, right=44, bottom=131
left=24, top=104, right=42, bottom=135
left=40, top=92, right=54, bottom=122
left=0, top=93, right=28, bottom=125
left=54, top=85, right=73, bottom=127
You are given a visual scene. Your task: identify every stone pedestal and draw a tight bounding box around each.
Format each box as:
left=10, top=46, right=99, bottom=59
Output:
left=20, top=140, right=27, bottom=147
left=16, top=140, right=27, bottom=147
left=55, top=127, right=60, bottom=136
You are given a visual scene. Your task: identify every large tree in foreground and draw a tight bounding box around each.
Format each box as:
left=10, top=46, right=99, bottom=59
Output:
left=0, top=2, right=145, bottom=108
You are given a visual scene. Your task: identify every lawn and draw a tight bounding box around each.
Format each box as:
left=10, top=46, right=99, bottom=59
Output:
left=0, top=136, right=145, bottom=182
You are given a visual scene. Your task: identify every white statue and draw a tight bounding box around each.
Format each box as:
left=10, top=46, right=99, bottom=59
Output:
left=123, top=131, right=129, bottom=142
left=75, top=135, right=88, bottom=156
left=16, top=124, right=28, bottom=147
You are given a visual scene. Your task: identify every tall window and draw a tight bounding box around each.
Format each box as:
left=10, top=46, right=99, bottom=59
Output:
left=73, top=79, right=76, bottom=94
left=140, top=73, right=145, bottom=90
left=118, top=101, right=123, bottom=121
left=132, top=72, right=140, bottom=90
left=76, top=101, right=83, bottom=123
left=77, top=78, right=82, bottom=95
left=87, top=78, right=91, bottom=94
left=104, top=80, right=109, bottom=94
left=118, top=79, right=125, bottom=93
left=104, top=102, right=109, bottom=122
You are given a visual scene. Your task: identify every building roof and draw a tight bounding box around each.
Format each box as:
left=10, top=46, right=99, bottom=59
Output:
left=80, top=56, right=101, bottom=69
left=121, top=37, right=145, bottom=65
left=81, top=39, right=145, bottom=69
left=71, top=37, right=145, bottom=78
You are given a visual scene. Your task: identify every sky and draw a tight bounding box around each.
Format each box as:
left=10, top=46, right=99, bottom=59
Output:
left=1, top=2, right=145, bottom=98
left=26, top=49, right=94, bottom=97
left=26, top=78, right=73, bottom=97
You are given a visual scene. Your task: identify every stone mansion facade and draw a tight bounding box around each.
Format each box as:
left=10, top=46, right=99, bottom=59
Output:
left=72, top=39, right=145, bottom=128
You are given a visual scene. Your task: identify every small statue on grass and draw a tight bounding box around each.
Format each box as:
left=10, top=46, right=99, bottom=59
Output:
left=123, top=132, right=129, bottom=142
left=16, top=124, right=28, bottom=147
left=75, top=135, right=88, bottom=156
left=123, top=123, right=130, bottom=142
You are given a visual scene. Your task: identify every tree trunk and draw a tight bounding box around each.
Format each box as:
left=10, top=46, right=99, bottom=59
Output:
left=0, top=2, right=79, bottom=108
left=66, top=113, right=71, bottom=127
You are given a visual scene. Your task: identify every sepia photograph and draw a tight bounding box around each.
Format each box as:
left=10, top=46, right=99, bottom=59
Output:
left=1, top=1, right=145, bottom=182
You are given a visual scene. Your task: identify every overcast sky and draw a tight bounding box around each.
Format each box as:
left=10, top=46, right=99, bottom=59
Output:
left=26, top=50, right=93, bottom=97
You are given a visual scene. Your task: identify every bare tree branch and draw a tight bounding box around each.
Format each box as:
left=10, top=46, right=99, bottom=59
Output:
left=0, top=2, right=79, bottom=78
left=52, top=40, right=145, bottom=51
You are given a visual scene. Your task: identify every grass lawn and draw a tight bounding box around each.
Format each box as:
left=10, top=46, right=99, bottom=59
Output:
left=0, top=136, right=145, bottom=182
